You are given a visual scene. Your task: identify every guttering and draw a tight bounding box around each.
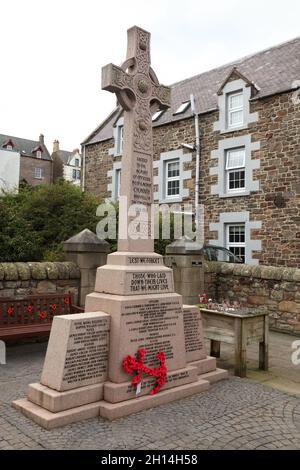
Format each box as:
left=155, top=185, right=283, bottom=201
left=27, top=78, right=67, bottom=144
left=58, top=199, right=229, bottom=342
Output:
left=81, top=144, right=86, bottom=192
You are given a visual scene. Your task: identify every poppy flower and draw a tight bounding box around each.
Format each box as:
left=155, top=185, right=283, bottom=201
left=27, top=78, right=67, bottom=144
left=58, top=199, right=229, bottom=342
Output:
left=7, top=306, right=13, bottom=316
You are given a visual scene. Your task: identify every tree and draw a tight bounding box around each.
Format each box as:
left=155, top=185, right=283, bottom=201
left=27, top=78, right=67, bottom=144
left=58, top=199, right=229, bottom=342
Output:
left=0, top=181, right=102, bottom=262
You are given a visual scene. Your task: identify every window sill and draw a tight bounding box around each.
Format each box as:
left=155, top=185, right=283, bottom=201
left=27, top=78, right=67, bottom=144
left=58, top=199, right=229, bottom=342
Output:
left=219, top=191, right=250, bottom=198
left=219, top=125, right=249, bottom=134
left=159, top=196, right=183, bottom=204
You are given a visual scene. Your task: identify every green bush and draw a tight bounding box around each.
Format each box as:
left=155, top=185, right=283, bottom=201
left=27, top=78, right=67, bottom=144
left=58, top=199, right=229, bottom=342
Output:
left=0, top=181, right=102, bottom=262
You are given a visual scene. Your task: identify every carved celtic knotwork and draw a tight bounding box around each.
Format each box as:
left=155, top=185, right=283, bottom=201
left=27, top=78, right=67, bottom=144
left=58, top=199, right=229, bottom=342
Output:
left=112, top=66, right=134, bottom=91
left=152, top=83, right=171, bottom=109
left=133, top=99, right=152, bottom=153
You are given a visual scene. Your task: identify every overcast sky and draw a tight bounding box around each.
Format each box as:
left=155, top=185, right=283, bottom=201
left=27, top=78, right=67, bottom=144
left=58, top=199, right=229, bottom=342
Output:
left=1, top=0, right=299, bottom=152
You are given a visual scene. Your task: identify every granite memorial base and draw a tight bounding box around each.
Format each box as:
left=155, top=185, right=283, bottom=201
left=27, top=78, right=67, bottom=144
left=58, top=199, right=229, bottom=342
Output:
left=12, top=311, right=110, bottom=429
left=12, top=300, right=228, bottom=428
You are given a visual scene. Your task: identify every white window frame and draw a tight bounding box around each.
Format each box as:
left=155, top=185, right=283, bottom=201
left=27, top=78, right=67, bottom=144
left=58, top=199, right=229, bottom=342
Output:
left=116, top=125, right=124, bottom=155
left=165, top=159, right=180, bottom=199
left=227, top=91, right=243, bottom=129
left=226, top=223, right=246, bottom=263
left=34, top=167, right=43, bottom=179
left=6, top=144, right=13, bottom=150
left=225, top=148, right=246, bottom=193
left=36, top=150, right=42, bottom=159
left=72, top=169, right=81, bottom=180
left=75, top=158, right=80, bottom=167
left=115, top=168, right=121, bottom=199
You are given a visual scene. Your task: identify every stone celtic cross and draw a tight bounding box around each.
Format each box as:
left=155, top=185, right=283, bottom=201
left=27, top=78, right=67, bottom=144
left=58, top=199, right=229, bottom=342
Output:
left=102, top=26, right=171, bottom=252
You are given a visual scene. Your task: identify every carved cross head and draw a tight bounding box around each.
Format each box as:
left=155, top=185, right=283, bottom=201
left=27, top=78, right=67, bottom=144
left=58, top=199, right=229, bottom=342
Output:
left=102, top=26, right=171, bottom=112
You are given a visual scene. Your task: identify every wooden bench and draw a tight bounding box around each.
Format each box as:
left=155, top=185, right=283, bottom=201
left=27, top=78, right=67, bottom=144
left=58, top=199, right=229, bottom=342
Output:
left=0, top=292, right=84, bottom=341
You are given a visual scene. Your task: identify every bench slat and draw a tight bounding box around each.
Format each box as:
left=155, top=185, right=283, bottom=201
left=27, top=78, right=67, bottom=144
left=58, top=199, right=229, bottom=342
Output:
left=0, top=291, right=83, bottom=340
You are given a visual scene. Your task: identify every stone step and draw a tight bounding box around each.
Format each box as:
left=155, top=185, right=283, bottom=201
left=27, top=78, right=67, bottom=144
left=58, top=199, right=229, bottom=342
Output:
left=200, top=368, right=229, bottom=384
left=188, top=356, right=217, bottom=375
left=27, top=382, right=104, bottom=413
left=99, top=378, right=210, bottom=421
left=12, top=399, right=102, bottom=430
left=104, top=365, right=198, bottom=403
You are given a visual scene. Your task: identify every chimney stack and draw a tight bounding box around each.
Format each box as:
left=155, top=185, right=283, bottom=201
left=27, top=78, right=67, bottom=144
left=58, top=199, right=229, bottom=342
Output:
left=53, top=139, right=60, bottom=153
left=39, top=133, right=44, bottom=145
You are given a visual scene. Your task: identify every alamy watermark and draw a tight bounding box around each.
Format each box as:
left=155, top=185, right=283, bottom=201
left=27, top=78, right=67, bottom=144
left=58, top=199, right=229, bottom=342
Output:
left=291, top=340, right=300, bottom=366
left=95, top=199, right=205, bottom=244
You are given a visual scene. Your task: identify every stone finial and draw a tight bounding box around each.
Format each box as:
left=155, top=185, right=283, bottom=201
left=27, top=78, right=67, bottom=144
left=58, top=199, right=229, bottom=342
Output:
left=63, top=229, right=110, bottom=253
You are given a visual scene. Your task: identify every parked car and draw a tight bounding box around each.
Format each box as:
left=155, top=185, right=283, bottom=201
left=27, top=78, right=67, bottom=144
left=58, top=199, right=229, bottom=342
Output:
left=201, top=244, right=243, bottom=263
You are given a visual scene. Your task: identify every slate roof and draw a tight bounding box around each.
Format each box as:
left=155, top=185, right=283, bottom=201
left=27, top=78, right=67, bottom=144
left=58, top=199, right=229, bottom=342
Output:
left=57, top=150, right=73, bottom=165
left=0, top=134, right=51, bottom=160
left=52, top=149, right=80, bottom=165
left=83, top=36, right=300, bottom=145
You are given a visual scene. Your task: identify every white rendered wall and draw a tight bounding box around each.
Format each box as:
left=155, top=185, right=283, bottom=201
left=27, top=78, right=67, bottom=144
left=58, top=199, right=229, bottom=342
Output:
left=0, top=149, right=20, bottom=194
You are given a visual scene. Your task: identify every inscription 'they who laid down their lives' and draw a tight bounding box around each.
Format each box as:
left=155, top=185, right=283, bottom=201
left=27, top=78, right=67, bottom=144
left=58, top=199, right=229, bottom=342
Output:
left=128, top=271, right=172, bottom=293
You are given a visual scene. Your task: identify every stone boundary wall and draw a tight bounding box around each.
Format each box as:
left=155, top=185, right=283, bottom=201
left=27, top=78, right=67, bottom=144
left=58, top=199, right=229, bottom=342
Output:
left=0, top=262, right=80, bottom=301
left=205, top=262, right=300, bottom=335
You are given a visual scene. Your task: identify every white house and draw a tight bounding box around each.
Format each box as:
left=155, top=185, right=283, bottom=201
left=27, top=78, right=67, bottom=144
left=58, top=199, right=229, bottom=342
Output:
left=0, top=148, right=20, bottom=194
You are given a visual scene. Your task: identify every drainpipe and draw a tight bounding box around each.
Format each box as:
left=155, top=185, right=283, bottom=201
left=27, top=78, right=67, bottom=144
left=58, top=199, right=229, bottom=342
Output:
left=190, top=94, right=201, bottom=213
left=81, top=144, right=86, bottom=192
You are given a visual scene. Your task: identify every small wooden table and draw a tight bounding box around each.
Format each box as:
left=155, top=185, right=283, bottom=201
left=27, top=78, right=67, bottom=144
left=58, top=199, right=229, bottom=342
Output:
left=200, top=308, right=269, bottom=377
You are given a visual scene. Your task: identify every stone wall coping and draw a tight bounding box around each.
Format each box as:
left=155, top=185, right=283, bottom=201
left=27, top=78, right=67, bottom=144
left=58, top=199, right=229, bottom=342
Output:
left=204, top=261, right=300, bottom=282
left=0, top=262, right=81, bottom=281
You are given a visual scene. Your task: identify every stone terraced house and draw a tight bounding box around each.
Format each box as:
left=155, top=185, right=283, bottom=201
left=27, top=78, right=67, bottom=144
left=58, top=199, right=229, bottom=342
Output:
left=0, top=133, right=52, bottom=188
left=82, top=37, right=300, bottom=267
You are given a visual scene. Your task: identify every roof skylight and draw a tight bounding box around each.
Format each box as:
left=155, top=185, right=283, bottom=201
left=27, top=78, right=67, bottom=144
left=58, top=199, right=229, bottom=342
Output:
left=152, top=109, right=165, bottom=122
left=173, top=101, right=191, bottom=115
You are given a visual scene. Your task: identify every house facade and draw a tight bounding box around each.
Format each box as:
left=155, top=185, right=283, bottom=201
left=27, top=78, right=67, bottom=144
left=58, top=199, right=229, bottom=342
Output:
left=0, top=133, right=52, bottom=187
left=52, top=140, right=82, bottom=186
left=82, top=38, right=300, bottom=267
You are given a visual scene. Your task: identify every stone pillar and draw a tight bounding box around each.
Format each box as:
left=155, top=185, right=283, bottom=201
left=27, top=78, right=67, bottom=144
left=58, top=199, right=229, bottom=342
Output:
left=63, top=229, right=110, bottom=306
left=165, top=237, right=204, bottom=305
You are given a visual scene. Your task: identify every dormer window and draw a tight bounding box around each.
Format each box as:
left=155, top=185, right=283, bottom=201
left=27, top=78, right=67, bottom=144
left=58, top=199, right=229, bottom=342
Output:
left=75, top=158, right=80, bottom=167
left=36, top=150, right=42, bottom=159
left=173, top=101, right=190, bottom=115
left=213, top=69, right=258, bottom=134
left=3, top=139, right=14, bottom=150
left=227, top=91, right=243, bottom=128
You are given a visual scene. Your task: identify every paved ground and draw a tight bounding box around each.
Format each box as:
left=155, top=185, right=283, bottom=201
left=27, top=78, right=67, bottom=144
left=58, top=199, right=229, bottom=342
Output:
left=213, top=330, right=300, bottom=396
left=0, top=334, right=300, bottom=450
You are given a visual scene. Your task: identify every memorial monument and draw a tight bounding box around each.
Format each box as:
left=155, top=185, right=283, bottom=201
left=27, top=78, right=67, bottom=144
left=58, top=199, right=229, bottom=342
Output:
left=13, top=26, right=227, bottom=428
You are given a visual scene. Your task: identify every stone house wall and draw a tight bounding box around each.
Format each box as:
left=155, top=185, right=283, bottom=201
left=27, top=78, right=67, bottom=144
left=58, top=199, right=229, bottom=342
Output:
left=84, top=89, right=300, bottom=267
left=20, top=156, right=52, bottom=186
left=205, top=262, right=300, bottom=335
left=0, top=262, right=80, bottom=302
